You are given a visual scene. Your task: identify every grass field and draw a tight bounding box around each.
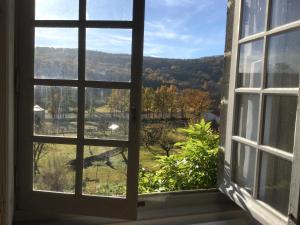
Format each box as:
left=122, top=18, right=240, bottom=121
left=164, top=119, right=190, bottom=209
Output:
left=33, top=143, right=179, bottom=196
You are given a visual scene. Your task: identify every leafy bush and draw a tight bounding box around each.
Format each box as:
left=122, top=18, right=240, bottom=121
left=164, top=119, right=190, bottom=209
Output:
left=139, top=120, right=219, bottom=193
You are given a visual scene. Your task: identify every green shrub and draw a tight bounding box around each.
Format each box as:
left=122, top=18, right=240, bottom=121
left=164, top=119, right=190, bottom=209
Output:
left=139, top=119, right=219, bottom=193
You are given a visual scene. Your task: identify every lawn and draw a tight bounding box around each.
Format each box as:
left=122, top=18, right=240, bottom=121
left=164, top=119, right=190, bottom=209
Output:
left=33, top=142, right=177, bottom=196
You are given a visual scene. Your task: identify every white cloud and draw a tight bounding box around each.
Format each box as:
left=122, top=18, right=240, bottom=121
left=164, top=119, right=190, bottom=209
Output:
left=86, top=29, right=132, bottom=54
left=35, top=0, right=79, bottom=20
left=35, top=28, right=78, bottom=48
left=145, top=21, right=193, bottom=42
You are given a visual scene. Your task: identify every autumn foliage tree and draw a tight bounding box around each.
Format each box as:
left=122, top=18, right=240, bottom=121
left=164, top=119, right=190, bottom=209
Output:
left=141, top=85, right=211, bottom=120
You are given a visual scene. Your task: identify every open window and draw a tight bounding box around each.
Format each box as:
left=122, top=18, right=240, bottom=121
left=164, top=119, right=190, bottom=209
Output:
left=219, top=0, right=300, bottom=224
left=12, top=0, right=300, bottom=224
left=16, top=0, right=145, bottom=220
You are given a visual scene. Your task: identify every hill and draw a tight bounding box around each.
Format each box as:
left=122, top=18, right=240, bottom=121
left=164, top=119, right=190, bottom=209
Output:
left=35, top=47, right=224, bottom=103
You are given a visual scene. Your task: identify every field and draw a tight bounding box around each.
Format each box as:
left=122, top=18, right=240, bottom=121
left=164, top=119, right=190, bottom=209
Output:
left=33, top=142, right=182, bottom=196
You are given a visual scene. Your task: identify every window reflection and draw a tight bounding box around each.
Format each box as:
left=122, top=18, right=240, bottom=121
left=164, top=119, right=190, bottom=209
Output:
left=87, top=0, right=133, bottom=21
left=271, top=0, right=300, bottom=28
left=33, top=143, right=76, bottom=194
left=267, top=29, right=300, bottom=88
left=34, top=86, right=78, bottom=137
left=35, top=28, right=78, bottom=80
left=85, top=29, right=132, bottom=82
left=263, top=95, right=297, bottom=153
left=238, top=39, right=263, bottom=88
left=232, top=142, right=256, bottom=194
left=85, top=88, right=130, bottom=140
left=241, top=0, right=266, bottom=38
left=259, top=152, right=292, bottom=215
left=82, top=146, right=127, bottom=197
left=35, top=0, right=79, bottom=20
left=235, top=94, right=260, bottom=142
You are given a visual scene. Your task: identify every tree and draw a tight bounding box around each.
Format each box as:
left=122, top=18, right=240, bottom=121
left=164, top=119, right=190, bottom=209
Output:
left=181, top=89, right=211, bottom=119
left=167, top=85, right=178, bottom=118
left=47, top=87, right=62, bottom=119
left=153, top=85, right=174, bottom=118
left=141, top=124, right=164, bottom=149
left=139, top=120, right=219, bottom=193
left=159, top=129, right=177, bottom=157
left=33, top=143, right=50, bottom=175
left=142, top=87, right=155, bottom=118
left=107, top=89, right=130, bottom=116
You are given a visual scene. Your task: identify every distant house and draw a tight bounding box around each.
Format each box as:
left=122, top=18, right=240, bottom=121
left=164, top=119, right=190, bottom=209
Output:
left=34, top=105, right=45, bottom=124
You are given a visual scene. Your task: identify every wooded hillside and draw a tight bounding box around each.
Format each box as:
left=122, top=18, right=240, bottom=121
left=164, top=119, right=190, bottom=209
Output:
left=35, top=47, right=224, bottom=106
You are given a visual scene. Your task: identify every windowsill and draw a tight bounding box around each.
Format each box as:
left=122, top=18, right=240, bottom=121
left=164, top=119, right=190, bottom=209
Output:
left=14, top=190, right=258, bottom=225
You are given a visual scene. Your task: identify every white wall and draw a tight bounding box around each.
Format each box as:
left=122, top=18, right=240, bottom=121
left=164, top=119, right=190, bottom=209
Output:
left=0, top=0, right=15, bottom=224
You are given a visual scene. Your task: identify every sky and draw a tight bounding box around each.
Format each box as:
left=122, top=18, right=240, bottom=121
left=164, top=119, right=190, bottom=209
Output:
left=35, top=0, right=227, bottom=59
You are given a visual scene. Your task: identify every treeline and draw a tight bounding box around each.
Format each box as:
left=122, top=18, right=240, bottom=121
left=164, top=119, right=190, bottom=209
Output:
left=142, top=85, right=211, bottom=120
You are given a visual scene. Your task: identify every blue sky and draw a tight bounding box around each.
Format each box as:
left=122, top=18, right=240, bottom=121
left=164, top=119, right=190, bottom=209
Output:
left=35, top=0, right=227, bottom=59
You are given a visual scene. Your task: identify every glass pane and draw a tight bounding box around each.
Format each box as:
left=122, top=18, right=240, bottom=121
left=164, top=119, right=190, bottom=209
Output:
left=235, top=94, right=259, bottom=141
left=33, top=143, right=76, bottom=193
left=83, top=146, right=127, bottom=197
left=87, top=0, right=133, bottom=21
left=85, top=88, right=130, bottom=140
left=238, top=39, right=263, bottom=87
left=35, top=0, right=79, bottom=20
left=271, top=0, right=300, bottom=28
left=263, top=95, right=297, bottom=153
left=34, top=86, right=78, bottom=137
left=35, top=28, right=78, bottom=80
left=86, top=29, right=132, bottom=82
left=267, top=29, right=300, bottom=87
left=258, top=152, right=292, bottom=215
left=241, top=0, right=266, bottom=38
left=232, top=142, right=256, bottom=194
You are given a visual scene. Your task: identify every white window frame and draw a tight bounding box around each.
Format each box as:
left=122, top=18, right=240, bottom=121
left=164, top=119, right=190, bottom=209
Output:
left=219, top=0, right=300, bottom=225
left=15, top=0, right=145, bottom=220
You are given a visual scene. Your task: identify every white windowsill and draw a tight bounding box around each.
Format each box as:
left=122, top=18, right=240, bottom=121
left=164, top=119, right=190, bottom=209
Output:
left=13, top=190, right=259, bottom=225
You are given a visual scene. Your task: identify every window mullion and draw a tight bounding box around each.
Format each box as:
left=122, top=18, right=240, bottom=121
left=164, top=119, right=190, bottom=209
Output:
left=253, top=34, right=268, bottom=198
left=75, top=0, right=86, bottom=197
left=253, top=0, right=270, bottom=198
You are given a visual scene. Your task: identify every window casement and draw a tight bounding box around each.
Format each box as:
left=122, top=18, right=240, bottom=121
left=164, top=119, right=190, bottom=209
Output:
left=220, top=0, right=300, bottom=225
left=16, top=0, right=145, bottom=220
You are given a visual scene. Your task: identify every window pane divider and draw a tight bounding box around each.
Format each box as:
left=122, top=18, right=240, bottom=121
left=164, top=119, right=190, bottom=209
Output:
left=235, top=88, right=261, bottom=93
left=75, top=0, right=86, bottom=197
left=239, top=32, right=265, bottom=44
left=235, top=88, right=299, bottom=95
left=258, top=145, right=293, bottom=162
left=34, top=79, right=79, bottom=86
left=32, top=136, right=129, bottom=147
left=262, top=88, right=299, bottom=95
left=33, top=136, right=78, bottom=144
left=239, top=21, right=300, bottom=45
left=232, top=136, right=257, bottom=148
left=33, top=79, right=132, bottom=89
left=84, top=81, right=131, bottom=89
left=232, top=136, right=293, bottom=161
left=84, top=139, right=129, bottom=147
left=34, top=20, right=133, bottom=29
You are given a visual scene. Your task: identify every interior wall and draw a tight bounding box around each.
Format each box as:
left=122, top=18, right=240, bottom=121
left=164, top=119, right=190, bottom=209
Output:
left=0, top=0, right=15, bottom=224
